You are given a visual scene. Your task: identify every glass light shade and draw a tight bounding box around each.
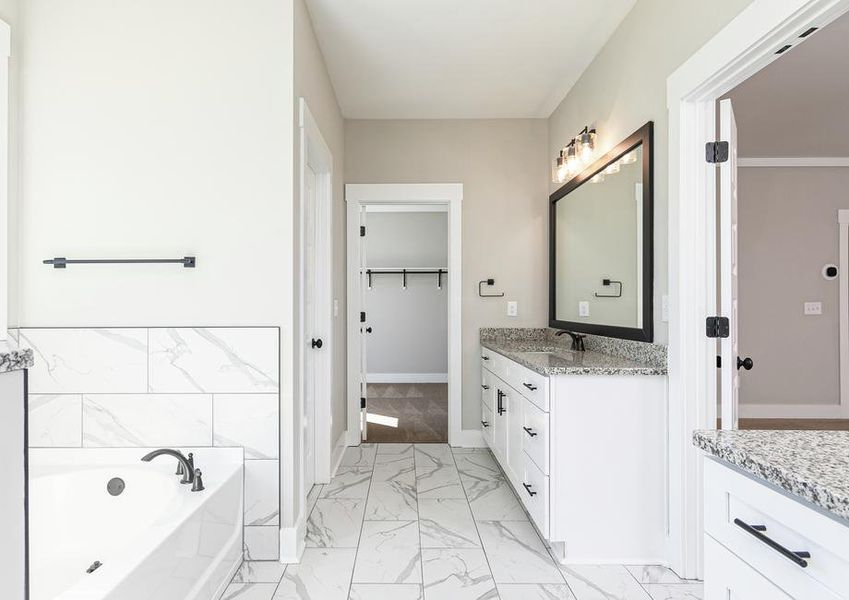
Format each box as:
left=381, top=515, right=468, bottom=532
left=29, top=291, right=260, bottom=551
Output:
left=565, top=143, right=579, bottom=174
left=579, top=130, right=596, bottom=163
left=552, top=153, right=567, bottom=183
left=604, top=161, right=621, bottom=175
left=620, top=151, right=637, bottom=165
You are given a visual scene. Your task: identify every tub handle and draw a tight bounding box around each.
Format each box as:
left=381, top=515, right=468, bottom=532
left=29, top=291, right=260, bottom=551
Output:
left=192, top=469, right=205, bottom=492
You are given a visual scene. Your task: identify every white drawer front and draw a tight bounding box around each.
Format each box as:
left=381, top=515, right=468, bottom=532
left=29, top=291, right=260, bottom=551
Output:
left=480, top=347, right=508, bottom=381
left=480, top=400, right=493, bottom=446
left=705, top=534, right=795, bottom=600
left=506, top=361, right=549, bottom=412
left=481, top=369, right=495, bottom=411
left=520, top=453, right=549, bottom=538
left=521, top=397, right=549, bottom=475
left=704, top=459, right=849, bottom=600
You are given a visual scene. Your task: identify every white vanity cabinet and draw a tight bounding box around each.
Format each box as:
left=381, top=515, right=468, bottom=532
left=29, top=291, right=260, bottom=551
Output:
left=480, top=345, right=667, bottom=563
left=703, top=458, right=849, bottom=600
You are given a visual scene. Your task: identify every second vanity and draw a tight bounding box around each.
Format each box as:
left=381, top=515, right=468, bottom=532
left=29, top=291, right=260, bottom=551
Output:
left=479, top=328, right=667, bottom=564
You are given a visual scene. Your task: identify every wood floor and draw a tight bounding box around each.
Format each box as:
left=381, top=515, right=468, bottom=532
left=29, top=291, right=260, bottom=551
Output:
left=723, top=419, right=849, bottom=431
left=365, top=383, right=448, bottom=443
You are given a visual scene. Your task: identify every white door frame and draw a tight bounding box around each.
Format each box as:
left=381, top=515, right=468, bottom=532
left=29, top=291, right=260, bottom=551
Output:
left=298, top=98, right=333, bottom=491
left=666, top=0, right=849, bottom=578
left=839, top=210, right=849, bottom=415
left=345, top=183, right=464, bottom=447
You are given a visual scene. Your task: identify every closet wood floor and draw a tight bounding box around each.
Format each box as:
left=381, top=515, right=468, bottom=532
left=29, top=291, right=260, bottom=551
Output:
left=224, top=444, right=703, bottom=599
left=364, top=383, right=448, bottom=443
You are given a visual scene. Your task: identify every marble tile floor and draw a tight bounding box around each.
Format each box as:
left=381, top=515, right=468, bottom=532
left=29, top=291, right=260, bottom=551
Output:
left=364, top=383, right=448, bottom=443
left=222, top=443, right=703, bottom=600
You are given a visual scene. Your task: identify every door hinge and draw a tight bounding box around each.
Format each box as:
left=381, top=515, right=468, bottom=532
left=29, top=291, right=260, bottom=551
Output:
left=360, top=397, right=366, bottom=409
left=705, top=141, right=729, bottom=164
left=360, top=226, right=366, bottom=237
left=360, top=311, right=366, bottom=323
left=706, top=316, right=730, bottom=338
left=716, top=355, right=722, bottom=368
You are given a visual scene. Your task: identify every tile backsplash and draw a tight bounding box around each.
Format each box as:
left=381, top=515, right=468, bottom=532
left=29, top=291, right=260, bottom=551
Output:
left=19, top=326, right=281, bottom=560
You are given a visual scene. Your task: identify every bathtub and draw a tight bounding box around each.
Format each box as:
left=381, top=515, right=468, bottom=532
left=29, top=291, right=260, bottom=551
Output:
left=29, top=447, right=244, bottom=600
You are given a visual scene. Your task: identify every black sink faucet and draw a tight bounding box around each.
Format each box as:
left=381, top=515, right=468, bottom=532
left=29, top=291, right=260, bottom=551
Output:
left=555, top=330, right=586, bottom=352
left=141, top=448, right=205, bottom=491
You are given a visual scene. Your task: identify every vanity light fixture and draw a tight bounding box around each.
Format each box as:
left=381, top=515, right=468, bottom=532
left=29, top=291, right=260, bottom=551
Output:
left=620, top=151, right=637, bottom=165
left=551, top=125, right=598, bottom=183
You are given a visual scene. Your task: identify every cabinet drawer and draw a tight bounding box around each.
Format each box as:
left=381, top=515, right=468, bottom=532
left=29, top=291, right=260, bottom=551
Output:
left=506, top=361, right=549, bottom=412
left=704, top=534, right=794, bottom=600
left=481, top=370, right=495, bottom=411
left=480, top=401, right=493, bottom=446
left=480, top=347, right=508, bottom=381
left=704, top=459, right=849, bottom=600
left=521, top=397, right=549, bottom=475
left=519, top=453, right=549, bottom=538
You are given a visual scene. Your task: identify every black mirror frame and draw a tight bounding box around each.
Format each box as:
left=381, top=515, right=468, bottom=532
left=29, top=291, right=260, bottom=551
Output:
left=549, top=121, right=654, bottom=342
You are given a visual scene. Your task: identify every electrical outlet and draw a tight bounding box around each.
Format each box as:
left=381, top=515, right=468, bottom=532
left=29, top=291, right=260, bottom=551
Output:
left=507, top=301, right=518, bottom=317
left=578, top=301, right=590, bottom=317
left=804, top=301, right=822, bottom=316
left=661, top=294, right=669, bottom=322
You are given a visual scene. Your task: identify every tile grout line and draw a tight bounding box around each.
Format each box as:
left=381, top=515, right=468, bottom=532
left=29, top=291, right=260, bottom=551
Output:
left=414, top=444, right=425, bottom=597
left=345, top=445, right=377, bottom=596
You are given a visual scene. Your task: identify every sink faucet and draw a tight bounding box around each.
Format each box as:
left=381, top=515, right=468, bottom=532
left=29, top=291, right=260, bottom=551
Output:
left=555, top=330, right=586, bottom=352
left=141, top=448, right=205, bottom=492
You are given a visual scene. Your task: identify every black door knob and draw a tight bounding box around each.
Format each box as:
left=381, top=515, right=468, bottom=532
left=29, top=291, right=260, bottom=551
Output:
left=365, top=327, right=373, bottom=333
left=311, top=338, right=323, bottom=349
left=737, top=356, right=753, bottom=370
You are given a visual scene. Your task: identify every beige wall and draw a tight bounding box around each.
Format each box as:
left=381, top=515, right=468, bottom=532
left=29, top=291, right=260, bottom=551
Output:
left=547, top=0, right=755, bottom=344
left=738, top=167, right=848, bottom=408
left=294, top=0, right=346, bottom=471
left=345, top=119, right=549, bottom=429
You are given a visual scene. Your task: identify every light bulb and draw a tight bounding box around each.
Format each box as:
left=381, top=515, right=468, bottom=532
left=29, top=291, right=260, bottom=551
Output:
left=552, top=152, right=568, bottom=183
left=566, top=143, right=579, bottom=174
left=578, top=129, right=595, bottom=163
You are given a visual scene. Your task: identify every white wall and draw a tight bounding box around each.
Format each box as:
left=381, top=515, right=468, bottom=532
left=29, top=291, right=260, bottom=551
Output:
left=547, top=0, right=756, bottom=344
left=0, top=369, right=25, bottom=600
left=365, top=211, right=448, bottom=378
left=345, top=119, right=549, bottom=429
left=0, top=0, right=19, bottom=331
left=738, top=167, right=848, bottom=410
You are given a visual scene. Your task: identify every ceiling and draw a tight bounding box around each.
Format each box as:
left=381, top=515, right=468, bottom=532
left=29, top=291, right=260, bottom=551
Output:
left=304, top=0, right=637, bottom=119
left=726, top=9, right=849, bottom=157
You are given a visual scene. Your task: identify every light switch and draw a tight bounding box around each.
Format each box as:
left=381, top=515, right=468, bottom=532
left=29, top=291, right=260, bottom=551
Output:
left=507, top=301, right=518, bottom=317
left=579, top=301, right=590, bottom=317
left=804, top=301, right=822, bottom=315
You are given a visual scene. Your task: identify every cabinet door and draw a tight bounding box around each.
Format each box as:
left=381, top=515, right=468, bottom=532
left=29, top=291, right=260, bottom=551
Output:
left=506, top=386, right=524, bottom=481
left=492, top=386, right=509, bottom=467
left=705, top=535, right=793, bottom=600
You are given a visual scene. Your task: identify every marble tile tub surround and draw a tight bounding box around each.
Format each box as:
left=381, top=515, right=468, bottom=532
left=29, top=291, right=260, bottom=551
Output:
left=221, top=444, right=702, bottom=599
left=480, top=327, right=667, bottom=376
left=694, top=429, right=849, bottom=522
left=18, top=326, right=281, bottom=559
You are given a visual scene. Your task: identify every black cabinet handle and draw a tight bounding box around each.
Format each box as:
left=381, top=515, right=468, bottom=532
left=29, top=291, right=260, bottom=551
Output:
left=523, top=383, right=538, bottom=391
left=481, top=355, right=490, bottom=361
left=497, top=390, right=506, bottom=415
left=522, top=483, right=537, bottom=497
left=365, top=327, right=373, bottom=334
left=733, top=518, right=810, bottom=568
left=311, top=338, right=323, bottom=349
left=481, top=420, right=489, bottom=428
left=481, top=384, right=490, bottom=390
left=523, top=427, right=537, bottom=437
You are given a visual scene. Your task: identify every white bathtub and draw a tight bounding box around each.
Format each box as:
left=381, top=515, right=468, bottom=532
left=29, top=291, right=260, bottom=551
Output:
left=29, top=447, right=244, bottom=600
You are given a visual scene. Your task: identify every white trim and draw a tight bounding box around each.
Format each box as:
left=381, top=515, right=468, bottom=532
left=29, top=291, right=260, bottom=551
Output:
left=839, top=209, right=849, bottom=416
left=279, top=513, right=307, bottom=564
left=0, top=20, right=10, bottom=341
left=366, top=372, right=449, bottom=384
left=298, top=98, right=334, bottom=523
left=738, top=157, right=849, bottom=167
left=452, top=428, right=485, bottom=448
left=329, top=430, right=347, bottom=479
left=365, top=204, right=449, bottom=213
left=346, top=183, right=463, bottom=447
left=667, top=0, right=849, bottom=579
left=739, top=403, right=847, bottom=419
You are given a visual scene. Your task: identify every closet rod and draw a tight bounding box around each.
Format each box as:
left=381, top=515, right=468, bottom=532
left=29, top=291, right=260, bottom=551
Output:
left=364, top=268, right=447, bottom=289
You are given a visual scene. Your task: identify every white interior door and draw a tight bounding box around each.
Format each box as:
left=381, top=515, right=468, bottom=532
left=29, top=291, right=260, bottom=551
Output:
left=303, top=164, right=318, bottom=489
left=359, top=207, right=369, bottom=441
left=719, top=98, right=739, bottom=430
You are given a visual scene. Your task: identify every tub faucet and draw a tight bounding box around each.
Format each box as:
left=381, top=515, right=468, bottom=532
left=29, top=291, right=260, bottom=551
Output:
left=555, top=330, right=586, bottom=352
left=141, top=449, right=198, bottom=488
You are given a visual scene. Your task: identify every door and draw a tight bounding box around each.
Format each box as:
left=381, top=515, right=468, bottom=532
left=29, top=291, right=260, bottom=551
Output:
left=303, top=164, right=318, bottom=490
left=358, top=206, right=369, bottom=441
left=506, top=387, right=524, bottom=482
left=719, top=98, right=740, bottom=430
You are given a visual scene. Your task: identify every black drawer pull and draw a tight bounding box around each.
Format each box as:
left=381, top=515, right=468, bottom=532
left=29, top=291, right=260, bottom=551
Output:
left=481, top=420, right=489, bottom=428
left=522, top=483, right=537, bottom=497
left=523, top=427, right=537, bottom=437
left=733, top=518, right=810, bottom=568
left=481, top=356, right=490, bottom=361
left=481, top=384, right=490, bottom=390
left=523, top=382, right=538, bottom=391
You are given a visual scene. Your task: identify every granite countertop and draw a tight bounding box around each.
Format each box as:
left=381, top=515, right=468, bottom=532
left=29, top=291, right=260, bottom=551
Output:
left=0, top=340, right=33, bottom=374
left=694, top=429, right=849, bottom=522
left=480, top=339, right=667, bottom=376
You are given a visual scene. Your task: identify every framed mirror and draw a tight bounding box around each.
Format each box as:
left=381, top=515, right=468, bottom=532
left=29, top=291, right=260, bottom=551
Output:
left=549, top=121, right=653, bottom=342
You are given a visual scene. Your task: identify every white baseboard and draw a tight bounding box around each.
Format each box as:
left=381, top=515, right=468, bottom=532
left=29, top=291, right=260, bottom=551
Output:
left=450, top=428, right=485, bottom=448
left=329, top=430, right=347, bottom=479
left=739, top=403, right=849, bottom=419
left=279, top=514, right=307, bottom=564
left=367, top=372, right=449, bottom=384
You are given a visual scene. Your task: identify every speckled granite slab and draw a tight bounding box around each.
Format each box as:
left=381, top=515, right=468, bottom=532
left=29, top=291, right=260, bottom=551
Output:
left=694, top=429, right=849, bottom=522
left=479, top=327, right=666, bottom=376
left=0, top=338, right=33, bottom=373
